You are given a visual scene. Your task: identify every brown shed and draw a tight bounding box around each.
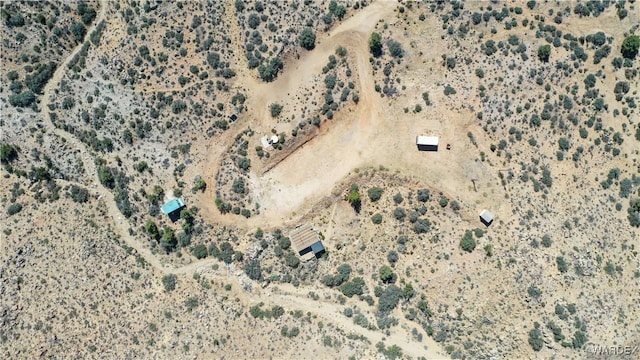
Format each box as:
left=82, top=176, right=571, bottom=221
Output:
left=290, top=224, right=325, bottom=261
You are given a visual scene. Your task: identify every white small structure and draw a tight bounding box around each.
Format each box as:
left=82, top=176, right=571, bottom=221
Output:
left=479, top=209, right=494, bottom=226
left=260, top=136, right=272, bottom=150
left=270, top=135, right=279, bottom=144
left=416, top=136, right=439, bottom=151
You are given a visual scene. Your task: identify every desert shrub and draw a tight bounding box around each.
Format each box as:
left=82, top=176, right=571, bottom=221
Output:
left=394, top=207, right=406, bottom=221
left=439, top=196, right=449, bottom=207
left=0, top=144, right=19, bottom=163
left=541, top=235, right=553, bottom=248
left=621, top=35, right=640, bottom=59
left=369, top=32, right=383, bottom=56
left=413, top=218, right=430, bottom=233
left=340, top=277, right=365, bottom=297
left=189, top=244, right=206, bottom=259
left=258, top=57, right=283, bottom=82
left=388, top=40, right=404, bottom=58
left=285, top=252, right=300, bottom=268
left=379, top=265, right=395, bottom=283
left=367, top=186, right=383, bottom=202
left=70, top=21, right=86, bottom=42
left=443, top=85, right=456, bottom=96
left=145, top=220, right=160, bottom=240
left=371, top=213, right=383, bottom=224
left=346, top=184, right=361, bottom=212
left=299, top=27, right=316, bottom=50
left=393, top=192, right=403, bottom=204
left=160, top=227, right=177, bottom=252
left=7, top=203, right=22, bottom=216
left=244, top=259, right=263, bottom=281
left=68, top=185, right=89, bottom=203
left=232, top=178, right=246, bottom=194
left=538, top=45, right=551, bottom=62
left=162, top=274, right=177, bottom=292
left=528, top=323, right=543, bottom=351
left=417, top=189, right=429, bottom=202
left=378, top=285, right=402, bottom=313
left=628, top=198, right=640, bottom=227
left=460, top=230, right=476, bottom=252
left=387, top=250, right=398, bottom=265
left=270, top=103, right=283, bottom=117
left=247, top=13, right=260, bottom=29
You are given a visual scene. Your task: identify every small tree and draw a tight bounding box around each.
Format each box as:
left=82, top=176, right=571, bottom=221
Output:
left=379, top=265, right=394, bottom=283
left=346, top=184, right=361, bottom=213
left=0, top=144, right=18, bottom=163
left=145, top=220, right=160, bottom=240
left=299, top=27, right=316, bottom=50
left=621, top=35, right=640, bottom=59
left=369, top=32, right=383, bottom=56
left=538, top=45, right=551, bottom=62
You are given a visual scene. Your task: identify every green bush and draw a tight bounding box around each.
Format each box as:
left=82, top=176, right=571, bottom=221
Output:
left=537, top=45, right=551, bottom=62
left=379, top=265, right=394, bottom=283
left=621, top=35, right=640, bottom=59
left=258, top=57, right=283, bottom=82
left=369, top=32, right=382, bottom=56
left=145, top=220, right=159, bottom=240
left=367, top=187, right=383, bottom=202
left=371, top=213, right=383, bottom=224
left=340, top=277, right=365, bottom=297
left=7, top=203, right=22, bottom=216
left=528, top=323, right=544, bottom=351
left=443, top=85, right=456, bottom=96
left=378, top=285, right=402, bottom=313
left=285, top=252, right=300, bottom=268
left=192, top=244, right=208, bottom=259
left=345, top=184, right=361, bottom=212
left=299, top=27, right=316, bottom=50
left=162, top=274, right=177, bottom=292
left=270, top=103, right=283, bottom=117
left=460, top=230, right=476, bottom=252
left=244, top=259, right=263, bottom=281
left=0, top=144, right=19, bottom=163
left=388, top=40, right=404, bottom=58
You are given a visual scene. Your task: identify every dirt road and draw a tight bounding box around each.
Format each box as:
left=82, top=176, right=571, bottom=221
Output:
left=36, top=1, right=448, bottom=357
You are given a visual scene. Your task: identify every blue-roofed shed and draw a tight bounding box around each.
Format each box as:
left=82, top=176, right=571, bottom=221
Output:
left=161, top=197, right=186, bottom=222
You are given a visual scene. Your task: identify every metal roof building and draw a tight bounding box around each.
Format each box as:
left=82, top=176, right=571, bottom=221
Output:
left=479, top=209, right=494, bottom=226
left=290, top=224, right=325, bottom=261
left=416, top=136, right=439, bottom=151
left=161, top=197, right=186, bottom=222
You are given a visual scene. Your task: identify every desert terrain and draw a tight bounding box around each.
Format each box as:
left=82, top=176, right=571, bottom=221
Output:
left=1, top=0, right=640, bottom=359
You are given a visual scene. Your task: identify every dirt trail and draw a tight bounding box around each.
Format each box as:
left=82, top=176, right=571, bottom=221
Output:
left=36, top=2, right=447, bottom=357
left=242, top=1, right=396, bottom=226
left=40, top=0, right=170, bottom=273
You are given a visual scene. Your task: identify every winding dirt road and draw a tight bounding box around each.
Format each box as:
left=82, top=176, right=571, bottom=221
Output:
left=36, top=1, right=447, bottom=358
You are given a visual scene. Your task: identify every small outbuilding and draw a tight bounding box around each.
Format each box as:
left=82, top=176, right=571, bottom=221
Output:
left=290, top=224, right=325, bottom=261
left=479, top=209, right=494, bottom=227
left=161, top=197, right=186, bottom=222
left=416, top=136, right=439, bottom=151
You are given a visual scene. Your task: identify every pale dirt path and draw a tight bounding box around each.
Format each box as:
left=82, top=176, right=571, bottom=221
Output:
left=234, top=0, right=397, bottom=227
left=36, top=3, right=447, bottom=357
left=39, top=0, right=171, bottom=273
